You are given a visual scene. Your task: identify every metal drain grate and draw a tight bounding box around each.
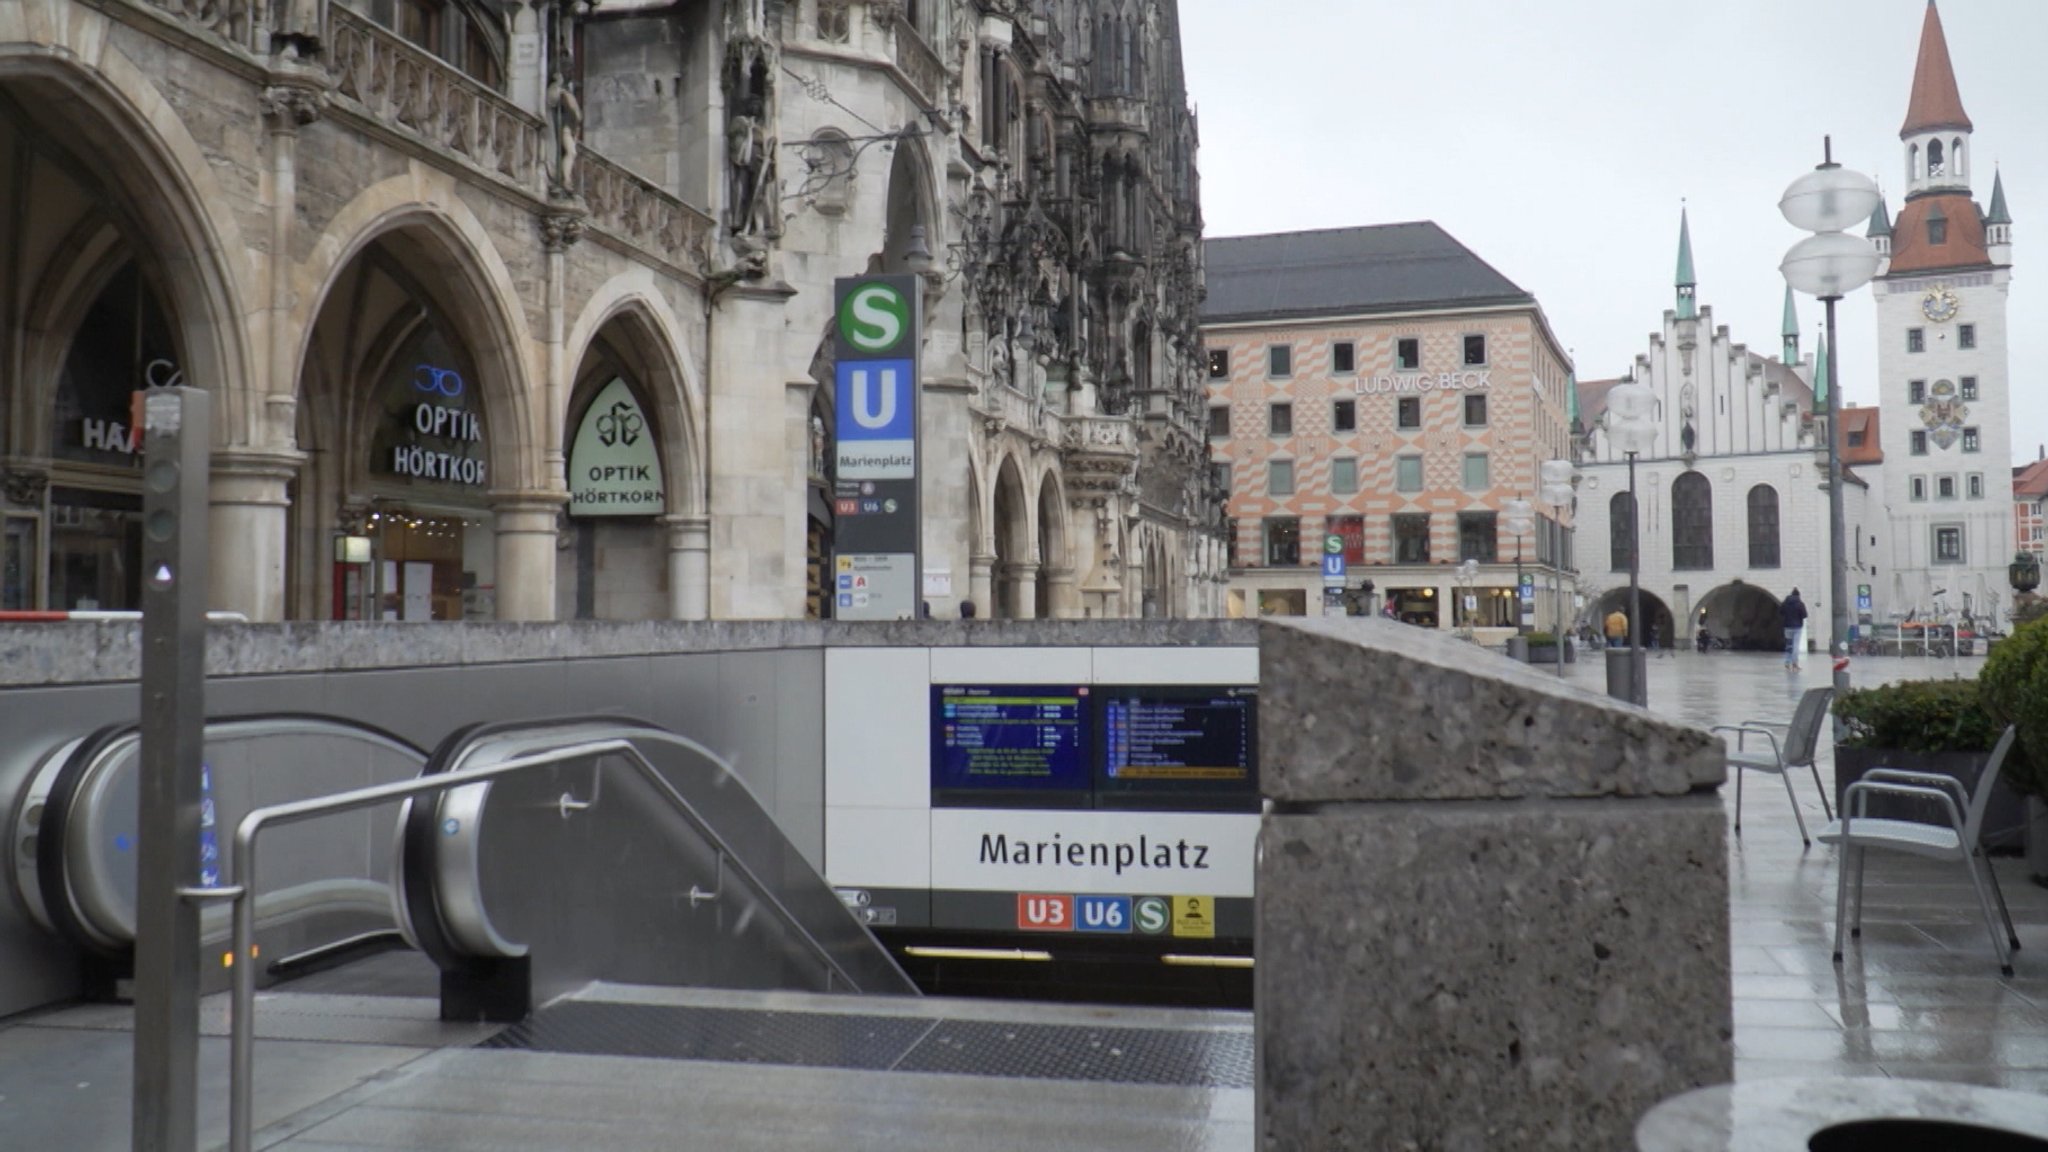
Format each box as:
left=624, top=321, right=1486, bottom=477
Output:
left=896, top=1020, right=1253, bottom=1088
left=481, top=1001, right=1253, bottom=1088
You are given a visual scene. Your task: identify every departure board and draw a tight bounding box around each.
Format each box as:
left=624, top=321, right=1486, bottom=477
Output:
left=931, top=685, right=1092, bottom=804
left=1097, top=686, right=1257, bottom=805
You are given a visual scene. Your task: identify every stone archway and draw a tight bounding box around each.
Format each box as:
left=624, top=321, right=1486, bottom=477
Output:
left=1034, top=469, right=1072, bottom=618
left=0, top=55, right=254, bottom=614
left=1694, top=582, right=1784, bottom=652
left=1589, top=586, right=1677, bottom=650
left=990, top=452, right=1032, bottom=618
left=292, top=214, right=540, bottom=621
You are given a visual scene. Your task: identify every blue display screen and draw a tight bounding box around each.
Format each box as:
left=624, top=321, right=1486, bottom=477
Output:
left=931, top=685, right=1091, bottom=801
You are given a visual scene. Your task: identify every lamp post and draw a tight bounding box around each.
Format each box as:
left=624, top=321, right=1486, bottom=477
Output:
left=1453, top=559, right=1479, bottom=643
left=1606, top=380, right=1658, bottom=706
left=1503, top=496, right=1534, bottom=635
left=1541, top=459, right=1579, bottom=680
left=1780, top=139, right=1882, bottom=733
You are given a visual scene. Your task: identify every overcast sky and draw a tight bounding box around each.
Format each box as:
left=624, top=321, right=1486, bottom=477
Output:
left=1179, top=0, right=2047, bottom=467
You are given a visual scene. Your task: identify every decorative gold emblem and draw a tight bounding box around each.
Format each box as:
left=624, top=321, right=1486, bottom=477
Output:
left=1920, top=378, right=1968, bottom=450
left=1920, top=284, right=1961, bottom=324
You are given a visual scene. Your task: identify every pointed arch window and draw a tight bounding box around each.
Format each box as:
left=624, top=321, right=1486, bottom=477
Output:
left=1609, top=491, right=1635, bottom=572
left=1927, top=138, right=1945, bottom=177
left=1671, top=472, right=1713, bottom=570
left=1747, top=484, right=1780, bottom=569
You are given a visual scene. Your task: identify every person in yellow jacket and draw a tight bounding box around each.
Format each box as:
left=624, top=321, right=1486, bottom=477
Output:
left=1604, top=608, right=1629, bottom=648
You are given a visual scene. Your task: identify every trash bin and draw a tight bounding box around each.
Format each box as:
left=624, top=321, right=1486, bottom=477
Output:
left=1605, top=646, right=1634, bottom=703
left=1637, top=1078, right=2048, bottom=1151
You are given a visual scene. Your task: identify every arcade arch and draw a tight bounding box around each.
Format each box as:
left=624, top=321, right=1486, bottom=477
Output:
left=990, top=453, right=1032, bottom=618
left=1589, top=587, right=1676, bottom=650
left=1694, top=582, right=1783, bottom=652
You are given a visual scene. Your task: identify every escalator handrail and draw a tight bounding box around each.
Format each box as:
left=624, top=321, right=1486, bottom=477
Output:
left=18, top=713, right=427, bottom=957
left=399, top=716, right=911, bottom=995
left=225, top=734, right=894, bottom=1152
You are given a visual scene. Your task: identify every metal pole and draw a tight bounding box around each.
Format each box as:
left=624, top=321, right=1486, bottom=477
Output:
left=1824, top=295, right=1852, bottom=735
left=133, top=387, right=210, bottom=1152
left=1627, top=451, right=1646, bottom=706
left=1515, top=534, right=1525, bottom=635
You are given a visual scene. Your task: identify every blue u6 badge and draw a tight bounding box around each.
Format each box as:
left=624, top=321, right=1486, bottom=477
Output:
left=1076, top=895, right=1133, bottom=934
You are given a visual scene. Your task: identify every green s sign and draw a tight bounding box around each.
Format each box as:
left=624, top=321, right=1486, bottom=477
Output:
left=838, top=282, right=910, bottom=354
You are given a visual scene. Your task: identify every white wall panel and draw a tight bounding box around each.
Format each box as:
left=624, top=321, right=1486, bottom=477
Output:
left=929, top=646, right=1092, bottom=685
left=1090, top=646, right=1258, bottom=685
left=825, top=647, right=929, bottom=808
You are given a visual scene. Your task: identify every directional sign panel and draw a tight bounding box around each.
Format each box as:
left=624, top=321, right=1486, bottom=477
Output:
left=831, top=275, right=922, bottom=620
left=1322, top=552, right=1346, bottom=586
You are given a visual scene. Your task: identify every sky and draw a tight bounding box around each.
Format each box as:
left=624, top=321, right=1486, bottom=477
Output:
left=1178, top=0, right=2047, bottom=467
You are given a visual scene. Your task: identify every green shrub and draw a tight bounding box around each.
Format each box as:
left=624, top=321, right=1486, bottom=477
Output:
left=1980, top=615, right=2048, bottom=799
left=2013, top=593, right=2048, bottom=631
left=1525, top=631, right=1559, bottom=645
left=1834, top=678, right=2002, bottom=754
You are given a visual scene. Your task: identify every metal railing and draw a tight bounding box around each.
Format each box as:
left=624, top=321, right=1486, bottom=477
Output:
left=210, top=735, right=874, bottom=1152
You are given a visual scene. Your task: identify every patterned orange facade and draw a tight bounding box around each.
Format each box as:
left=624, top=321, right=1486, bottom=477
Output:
left=1204, top=309, right=1575, bottom=630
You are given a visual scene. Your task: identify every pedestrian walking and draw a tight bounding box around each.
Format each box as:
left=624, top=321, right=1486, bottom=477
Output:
left=1604, top=608, right=1628, bottom=649
left=1780, top=588, right=1808, bottom=670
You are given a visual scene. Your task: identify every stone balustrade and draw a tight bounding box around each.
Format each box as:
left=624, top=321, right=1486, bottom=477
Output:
left=578, top=152, right=715, bottom=278
left=889, top=14, right=948, bottom=110
left=1256, top=617, right=1732, bottom=1150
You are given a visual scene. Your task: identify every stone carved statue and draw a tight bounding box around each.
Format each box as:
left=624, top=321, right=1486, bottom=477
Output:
left=546, top=70, right=583, bottom=197
left=274, top=0, right=324, bottom=59
left=723, top=40, right=781, bottom=237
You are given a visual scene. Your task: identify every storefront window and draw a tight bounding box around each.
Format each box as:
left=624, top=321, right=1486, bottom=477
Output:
left=1385, top=586, right=1438, bottom=627
left=47, top=488, right=143, bottom=611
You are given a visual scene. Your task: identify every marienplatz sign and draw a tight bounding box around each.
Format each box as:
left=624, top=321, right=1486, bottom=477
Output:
left=568, top=377, right=665, bottom=516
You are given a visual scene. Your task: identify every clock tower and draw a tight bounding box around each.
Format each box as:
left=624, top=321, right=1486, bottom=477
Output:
left=1869, top=0, right=2015, bottom=627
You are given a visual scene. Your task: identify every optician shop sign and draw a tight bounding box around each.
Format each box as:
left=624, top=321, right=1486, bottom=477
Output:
left=381, top=364, right=487, bottom=486
left=1353, top=371, right=1492, bottom=396
left=568, top=377, right=664, bottom=516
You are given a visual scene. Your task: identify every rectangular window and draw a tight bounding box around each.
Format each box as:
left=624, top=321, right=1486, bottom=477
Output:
left=1206, top=349, right=1229, bottom=379
left=1263, top=517, right=1300, bottom=565
left=1269, top=403, right=1292, bottom=436
left=1909, top=380, right=1926, bottom=404
left=1462, top=334, right=1487, bottom=366
left=1928, top=218, right=1947, bottom=245
left=1910, top=477, right=1927, bottom=502
left=1463, top=394, right=1488, bottom=427
left=1908, top=328, right=1925, bottom=353
left=1961, top=376, right=1978, bottom=400
left=1848, top=430, right=1866, bottom=448
left=1395, top=455, right=1423, bottom=493
left=1967, top=473, right=1983, bottom=499
left=1210, top=462, right=1231, bottom=494
left=1332, top=399, right=1357, bottom=432
left=1393, top=513, right=1430, bottom=563
left=1396, top=337, right=1421, bottom=370
left=1959, top=323, right=1976, bottom=349
left=1396, top=396, right=1422, bottom=430
left=1332, top=342, right=1356, bottom=375
left=1937, top=475, right=1956, bottom=500
left=1911, top=430, right=1928, bottom=455
left=1462, top=453, right=1489, bottom=491
left=1268, top=345, right=1292, bottom=378
left=1268, top=460, right=1294, bottom=496
left=1457, top=511, right=1498, bottom=562
left=1963, top=426, right=1980, bottom=453
left=1331, top=457, right=1357, bottom=495
left=1934, top=524, right=1964, bottom=564
left=1327, top=515, right=1366, bottom=564
left=1208, top=406, right=1230, bottom=438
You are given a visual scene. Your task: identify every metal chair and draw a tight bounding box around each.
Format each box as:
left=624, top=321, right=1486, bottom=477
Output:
left=1713, top=686, right=1835, bottom=846
left=1822, top=725, right=2022, bottom=976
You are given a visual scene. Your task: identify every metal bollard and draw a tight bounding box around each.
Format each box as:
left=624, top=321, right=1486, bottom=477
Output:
left=1605, top=646, right=1635, bottom=704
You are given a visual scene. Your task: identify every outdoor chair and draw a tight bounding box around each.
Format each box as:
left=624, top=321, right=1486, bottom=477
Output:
left=1822, top=725, right=2021, bottom=976
left=1712, top=686, right=1835, bottom=846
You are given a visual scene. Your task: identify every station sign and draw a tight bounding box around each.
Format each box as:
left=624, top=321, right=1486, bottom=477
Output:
left=831, top=275, right=922, bottom=620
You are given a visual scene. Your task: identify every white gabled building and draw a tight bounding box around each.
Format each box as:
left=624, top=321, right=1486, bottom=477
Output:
left=1574, top=212, right=1882, bottom=650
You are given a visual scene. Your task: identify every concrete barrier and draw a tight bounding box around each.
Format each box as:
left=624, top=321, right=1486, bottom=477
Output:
left=1256, top=617, right=1731, bottom=1150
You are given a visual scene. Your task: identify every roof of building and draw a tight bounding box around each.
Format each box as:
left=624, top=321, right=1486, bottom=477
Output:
left=1868, top=198, right=1894, bottom=239
left=1781, top=284, right=1799, bottom=340
left=1574, top=377, right=1626, bottom=426
left=1886, top=192, right=1993, bottom=273
left=1200, top=222, right=1532, bottom=323
left=1902, top=0, right=1972, bottom=137
left=1987, top=169, right=2012, bottom=226
left=2016, top=456, right=2048, bottom=500
left=1838, top=406, right=1884, bottom=466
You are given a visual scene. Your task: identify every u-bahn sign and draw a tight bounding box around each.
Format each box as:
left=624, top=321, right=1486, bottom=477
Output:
left=831, top=275, right=922, bottom=620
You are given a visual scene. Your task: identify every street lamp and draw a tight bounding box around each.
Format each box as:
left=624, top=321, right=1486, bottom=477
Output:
left=1503, top=496, right=1535, bottom=635
left=1453, top=559, right=1479, bottom=643
left=1606, top=379, right=1658, bottom=706
left=1780, top=139, right=1882, bottom=730
left=1541, top=459, right=1579, bottom=681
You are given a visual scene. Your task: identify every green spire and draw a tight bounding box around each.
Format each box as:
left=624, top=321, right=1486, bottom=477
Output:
left=1566, top=370, right=1579, bottom=425
left=1675, top=207, right=1697, bottom=320
left=1781, top=284, right=1799, bottom=364
left=1812, top=324, right=1830, bottom=409
left=1987, top=168, right=2011, bottom=225
left=1867, top=198, right=1893, bottom=239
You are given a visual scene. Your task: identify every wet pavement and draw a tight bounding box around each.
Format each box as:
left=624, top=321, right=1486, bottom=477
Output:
left=1551, top=645, right=2048, bottom=1091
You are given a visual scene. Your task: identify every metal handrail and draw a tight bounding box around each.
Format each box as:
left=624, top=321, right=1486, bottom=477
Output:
left=221, top=736, right=873, bottom=1152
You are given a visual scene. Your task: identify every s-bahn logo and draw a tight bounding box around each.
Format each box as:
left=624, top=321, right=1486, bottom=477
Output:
left=838, top=282, right=910, bottom=354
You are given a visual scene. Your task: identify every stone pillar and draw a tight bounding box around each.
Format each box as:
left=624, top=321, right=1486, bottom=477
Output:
left=492, top=495, right=563, bottom=620
left=968, top=552, right=994, bottom=618
left=1005, top=561, right=1039, bottom=619
left=1255, top=617, right=1731, bottom=1151
left=1047, top=565, right=1081, bottom=618
left=666, top=513, right=710, bottom=620
left=207, top=452, right=298, bottom=621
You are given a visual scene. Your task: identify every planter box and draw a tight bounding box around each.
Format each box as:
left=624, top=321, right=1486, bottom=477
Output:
left=1834, top=745, right=2028, bottom=854
left=1526, top=643, right=1576, bottom=665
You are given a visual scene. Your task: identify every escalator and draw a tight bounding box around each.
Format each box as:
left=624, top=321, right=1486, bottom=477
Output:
left=6, top=712, right=913, bottom=1013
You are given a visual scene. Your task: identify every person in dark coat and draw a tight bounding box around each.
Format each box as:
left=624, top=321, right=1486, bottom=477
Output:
left=1780, top=588, right=1809, bottom=670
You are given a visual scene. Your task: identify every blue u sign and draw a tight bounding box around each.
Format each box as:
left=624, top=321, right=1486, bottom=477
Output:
left=1322, top=553, right=1346, bottom=581
left=834, top=359, right=915, bottom=481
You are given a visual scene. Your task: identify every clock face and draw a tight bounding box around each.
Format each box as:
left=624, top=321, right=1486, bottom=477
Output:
left=1921, top=285, right=1961, bottom=323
